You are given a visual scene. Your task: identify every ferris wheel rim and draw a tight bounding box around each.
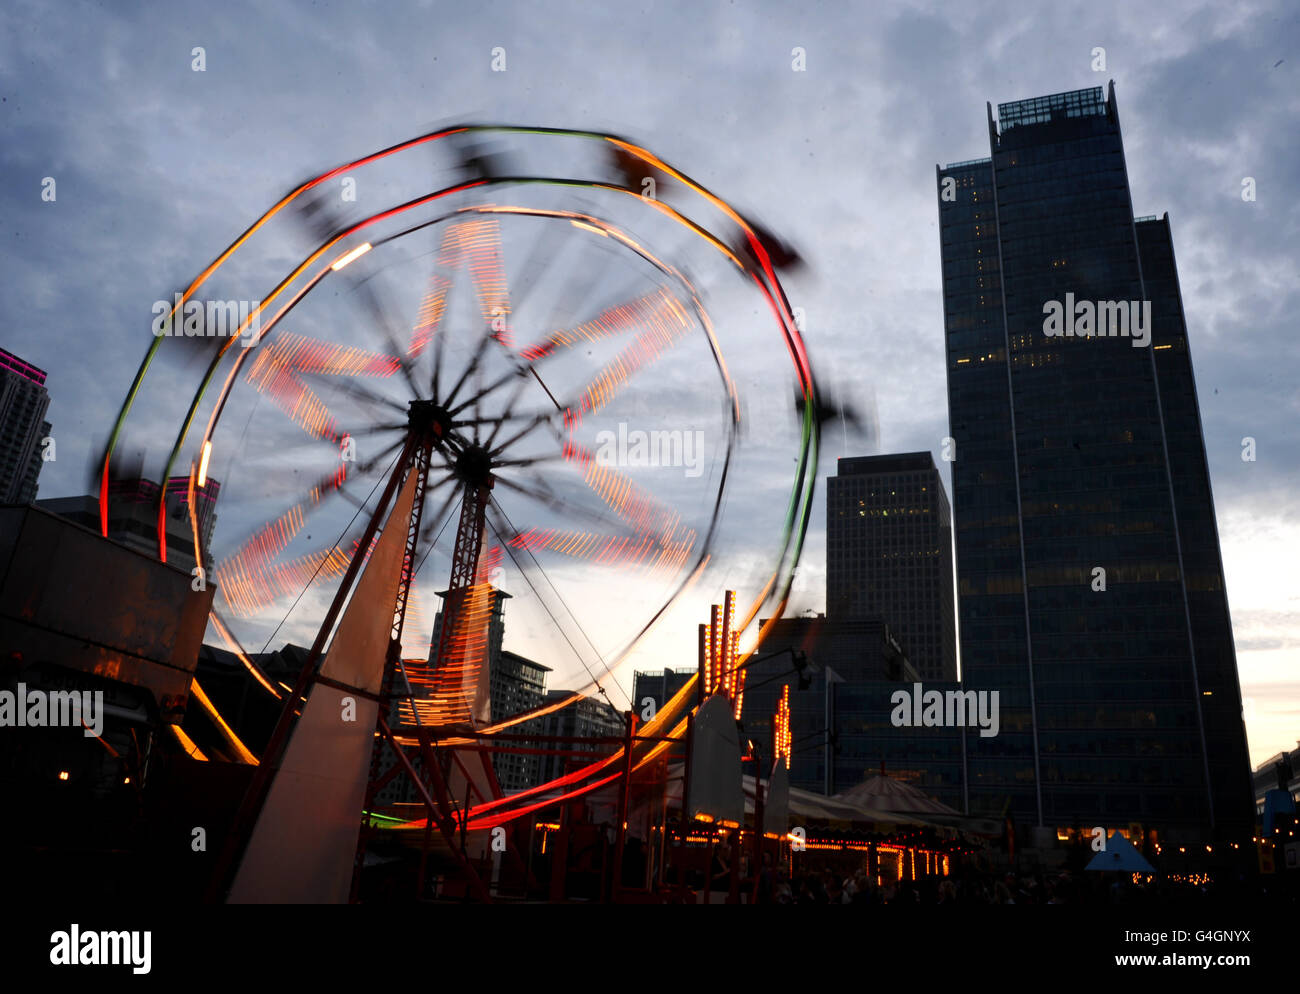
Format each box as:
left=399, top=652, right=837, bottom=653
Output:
left=102, top=124, right=820, bottom=693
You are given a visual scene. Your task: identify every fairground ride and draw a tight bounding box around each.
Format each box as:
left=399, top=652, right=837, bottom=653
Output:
left=99, top=124, right=819, bottom=902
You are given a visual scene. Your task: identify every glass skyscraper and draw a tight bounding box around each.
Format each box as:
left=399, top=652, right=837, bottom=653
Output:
left=937, top=83, right=1252, bottom=846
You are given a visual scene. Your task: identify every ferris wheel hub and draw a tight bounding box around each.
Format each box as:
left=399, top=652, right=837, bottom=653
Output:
left=453, top=443, right=495, bottom=490
left=406, top=397, right=456, bottom=442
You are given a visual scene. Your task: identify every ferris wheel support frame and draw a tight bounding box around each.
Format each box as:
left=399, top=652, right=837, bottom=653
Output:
left=206, top=425, right=495, bottom=902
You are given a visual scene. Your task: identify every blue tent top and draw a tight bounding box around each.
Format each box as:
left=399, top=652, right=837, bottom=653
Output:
left=1085, top=831, right=1155, bottom=873
left=1262, top=789, right=1296, bottom=837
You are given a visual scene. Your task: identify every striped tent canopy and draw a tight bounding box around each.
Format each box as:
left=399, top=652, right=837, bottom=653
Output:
left=834, top=774, right=961, bottom=816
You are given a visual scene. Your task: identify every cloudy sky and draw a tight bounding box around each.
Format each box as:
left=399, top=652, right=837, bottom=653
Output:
left=1, top=0, right=1296, bottom=766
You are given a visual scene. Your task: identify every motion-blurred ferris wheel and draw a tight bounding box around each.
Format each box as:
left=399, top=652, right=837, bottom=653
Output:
left=105, top=124, right=818, bottom=714
left=101, top=124, right=820, bottom=898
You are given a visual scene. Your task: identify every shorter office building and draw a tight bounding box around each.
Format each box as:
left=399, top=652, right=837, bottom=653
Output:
left=632, top=668, right=694, bottom=721
left=738, top=615, right=963, bottom=807
left=38, top=476, right=222, bottom=574
left=490, top=650, right=550, bottom=791
left=535, top=689, right=626, bottom=787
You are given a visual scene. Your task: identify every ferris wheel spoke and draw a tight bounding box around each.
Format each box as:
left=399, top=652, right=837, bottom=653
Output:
left=333, top=484, right=372, bottom=512
left=215, top=430, right=412, bottom=622
left=531, top=232, right=623, bottom=349
left=290, top=187, right=422, bottom=401
left=410, top=256, right=452, bottom=364
left=492, top=473, right=627, bottom=533
left=471, top=366, right=485, bottom=445
left=462, top=216, right=515, bottom=351
left=415, top=468, right=456, bottom=511
left=353, top=436, right=406, bottom=477
left=423, top=469, right=456, bottom=494
left=442, top=326, right=498, bottom=410
left=487, top=410, right=561, bottom=458
left=338, top=423, right=406, bottom=444
left=490, top=214, right=576, bottom=357
left=447, top=370, right=509, bottom=415
left=508, top=526, right=696, bottom=572
left=420, top=217, right=499, bottom=397
left=244, top=331, right=408, bottom=451
left=445, top=361, right=527, bottom=419
left=346, top=269, right=425, bottom=402
left=510, top=208, right=572, bottom=309
left=212, top=460, right=357, bottom=614
left=516, top=288, right=684, bottom=367
left=483, top=500, right=628, bottom=705
left=436, top=237, right=660, bottom=426
left=496, top=461, right=697, bottom=573
left=319, top=378, right=407, bottom=416
left=429, top=308, right=449, bottom=401
left=566, top=442, right=687, bottom=545
left=491, top=453, right=565, bottom=470
left=445, top=354, right=557, bottom=432
left=482, top=373, right=538, bottom=450
left=219, top=539, right=360, bottom=620
left=451, top=407, right=547, bottom=429
left=415, top=476, right=460, bottom=549
left=565, top=291, right=695, bottom=422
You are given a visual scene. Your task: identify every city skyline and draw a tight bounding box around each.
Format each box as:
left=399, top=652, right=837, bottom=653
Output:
left=1, top=0, right=1296, bottom=767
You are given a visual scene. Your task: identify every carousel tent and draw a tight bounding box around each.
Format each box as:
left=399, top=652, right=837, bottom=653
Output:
left=834, top=774, right=1002, bottom=835
left=1084, top=831, right=1155, bottom=873
left=834, top=773, right=960, bottom=814
left=660, top=764, right=947, bottom=832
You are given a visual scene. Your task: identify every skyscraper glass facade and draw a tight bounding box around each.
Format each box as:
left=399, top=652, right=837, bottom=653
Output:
left=937, top=83, right=1252, bottom=843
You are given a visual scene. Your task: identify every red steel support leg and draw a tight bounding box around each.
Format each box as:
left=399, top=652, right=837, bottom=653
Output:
left=378, top=716, right=489, bottom=903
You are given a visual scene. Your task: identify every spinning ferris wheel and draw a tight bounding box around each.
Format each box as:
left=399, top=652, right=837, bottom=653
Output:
left=99, top=124, right=820, bottom=901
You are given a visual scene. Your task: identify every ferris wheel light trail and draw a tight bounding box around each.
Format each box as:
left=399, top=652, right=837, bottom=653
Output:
left=568, top=220, right=607, bottom=237
left=197, top=440, right=212, bottom=488
left=399, top=655, right=702, bottom=833
left=209, top=611, right=283, bottom=698
left=190, top=680, right=258, bottom=764
left=330, top=242, right=373, bottom=271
